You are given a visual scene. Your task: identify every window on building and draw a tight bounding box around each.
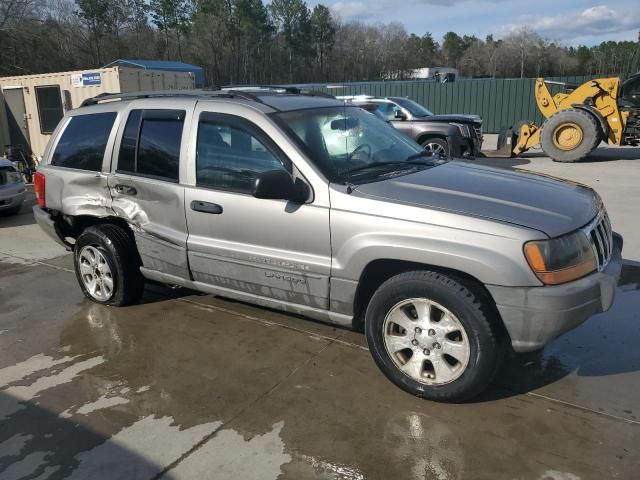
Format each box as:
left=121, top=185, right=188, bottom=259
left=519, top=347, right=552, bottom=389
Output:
left=35, top=86, right=64, bottom=134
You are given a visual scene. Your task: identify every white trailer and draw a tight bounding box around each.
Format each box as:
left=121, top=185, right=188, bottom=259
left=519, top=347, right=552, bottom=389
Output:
left=1, top=66, right=195, bottom=158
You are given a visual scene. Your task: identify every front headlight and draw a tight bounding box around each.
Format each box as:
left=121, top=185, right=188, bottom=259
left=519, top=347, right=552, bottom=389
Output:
left=450, top=123, right=471, bottom=138
left=7, top=171, right=23, bottom=184
left=524, top=230, right=597, bottom=285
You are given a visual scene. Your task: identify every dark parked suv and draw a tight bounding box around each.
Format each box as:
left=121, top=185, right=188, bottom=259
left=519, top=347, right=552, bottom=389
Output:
left=343, top=96, right=483, bottom=158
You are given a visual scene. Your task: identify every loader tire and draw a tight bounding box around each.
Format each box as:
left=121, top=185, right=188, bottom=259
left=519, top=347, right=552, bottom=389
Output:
left=540, top=109, right=600, bottom=162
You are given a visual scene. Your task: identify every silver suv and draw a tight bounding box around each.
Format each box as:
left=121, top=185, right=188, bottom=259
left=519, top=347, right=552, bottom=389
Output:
left=33, top=89, right=622, bottom=402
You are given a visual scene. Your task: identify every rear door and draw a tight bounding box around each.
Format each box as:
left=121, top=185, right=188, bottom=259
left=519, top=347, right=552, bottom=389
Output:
left=184, top=103, right=331, bottom=310
left=108, top=99, right=193, bottom=279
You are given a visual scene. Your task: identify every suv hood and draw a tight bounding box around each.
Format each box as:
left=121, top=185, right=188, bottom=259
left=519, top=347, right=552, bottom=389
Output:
left=354, top=161, right=599, bottom=237
left=420, top=114, right=481, bottom=126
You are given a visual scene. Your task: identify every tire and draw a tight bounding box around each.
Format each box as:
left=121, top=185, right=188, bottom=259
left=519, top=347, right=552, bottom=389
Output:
left=540, top=108, right=600, bottom=162
left=74, top=224, right=144, bottom=306
left=420, top=137, right=448, bottom=157
left=365, top=271, right=504, bottom=402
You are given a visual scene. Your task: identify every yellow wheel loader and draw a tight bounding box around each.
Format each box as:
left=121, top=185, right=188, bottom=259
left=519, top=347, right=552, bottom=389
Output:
left=486, top=67, right=640, bottom=162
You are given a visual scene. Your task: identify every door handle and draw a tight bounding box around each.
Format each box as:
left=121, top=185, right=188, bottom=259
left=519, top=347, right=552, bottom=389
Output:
left=191, top=200, right=223, bottom=215
left=115, top=184, right=137, bottom=196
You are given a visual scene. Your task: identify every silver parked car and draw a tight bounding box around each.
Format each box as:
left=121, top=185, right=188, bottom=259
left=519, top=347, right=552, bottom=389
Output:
left=0, top=158, right=26, bottom=215
left=33, top=89, right=622, bottom=401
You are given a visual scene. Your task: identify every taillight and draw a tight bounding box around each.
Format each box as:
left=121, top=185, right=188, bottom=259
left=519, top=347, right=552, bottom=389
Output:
left=34, top=171, right=46, bottom=208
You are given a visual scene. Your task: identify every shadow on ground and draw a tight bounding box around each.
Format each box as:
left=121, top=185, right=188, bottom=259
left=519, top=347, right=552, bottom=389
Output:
left=582, top=146, right=640, bottom=162
left=476, top=262, right=640, bottom=402
left=0, top=395, right=176, bottom=480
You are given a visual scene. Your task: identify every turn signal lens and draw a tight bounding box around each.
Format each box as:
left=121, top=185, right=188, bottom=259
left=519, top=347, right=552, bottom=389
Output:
left=524, top=230, right=597, bottom=285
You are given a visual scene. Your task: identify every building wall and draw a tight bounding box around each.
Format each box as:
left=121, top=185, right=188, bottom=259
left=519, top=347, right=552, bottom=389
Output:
left=0, top=67, right=195, bottom=158
left=295, top=75, right=618, bottom=133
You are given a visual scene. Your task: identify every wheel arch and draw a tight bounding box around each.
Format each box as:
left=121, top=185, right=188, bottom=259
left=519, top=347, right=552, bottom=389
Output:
left=53, top=213, right=133, bottom=246
left=351, top=258, right=504, bottom=335
left=416, top=132, right=449, bottom=146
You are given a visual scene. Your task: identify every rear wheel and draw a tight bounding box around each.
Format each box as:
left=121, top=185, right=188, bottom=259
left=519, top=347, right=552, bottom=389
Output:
left=74, top=224, right=144, bottom=306
left=540, top=109, right=600, bottom=162
left=365, top=271, right=504, bottom=402
left=420, top=137, right=448, bottom=157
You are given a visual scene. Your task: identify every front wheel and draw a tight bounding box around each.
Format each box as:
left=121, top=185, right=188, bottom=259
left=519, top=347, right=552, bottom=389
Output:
left=421, top=138, right=448, bottom=157
left=74, top=224, right=144, bottom=306
left=365, top=271, right=504, bottom=402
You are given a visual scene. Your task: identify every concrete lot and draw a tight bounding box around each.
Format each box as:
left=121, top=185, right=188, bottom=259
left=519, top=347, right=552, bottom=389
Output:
left=1, top=147, right=639, bottom=480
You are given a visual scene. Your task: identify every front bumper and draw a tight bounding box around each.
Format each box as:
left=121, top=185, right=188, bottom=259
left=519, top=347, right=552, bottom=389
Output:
left=0, top=183, right=26, bottom=210
left=487, top=233, right=623, bottom=352
left=449, top=135, right=478, bottom=159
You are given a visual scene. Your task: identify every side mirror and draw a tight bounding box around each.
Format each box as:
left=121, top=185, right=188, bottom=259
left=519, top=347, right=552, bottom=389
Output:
left=394, top=110, right=407, bottom=120
left=252, top=170, right=310, bottom=203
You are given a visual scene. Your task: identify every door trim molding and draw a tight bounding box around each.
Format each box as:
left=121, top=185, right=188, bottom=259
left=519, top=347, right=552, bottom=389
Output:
left=140, top=267, right=353, bottom=328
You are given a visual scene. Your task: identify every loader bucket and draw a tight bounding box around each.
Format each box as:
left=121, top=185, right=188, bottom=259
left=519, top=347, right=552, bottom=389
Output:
left=480, top=126, right=517, bottom=158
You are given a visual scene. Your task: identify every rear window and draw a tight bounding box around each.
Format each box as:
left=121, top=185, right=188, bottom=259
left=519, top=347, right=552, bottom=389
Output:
left=117, top=109, right=184, bottom=182
left=51, top=112, right=117, bottom=171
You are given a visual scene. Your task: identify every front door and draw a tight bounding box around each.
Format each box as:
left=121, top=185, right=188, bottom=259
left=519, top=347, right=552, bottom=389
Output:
left=108, top=101, right=193, bottom=279
left=184, top=108, right=331, bottom=310
left=3, top=88, right=30, bottom=150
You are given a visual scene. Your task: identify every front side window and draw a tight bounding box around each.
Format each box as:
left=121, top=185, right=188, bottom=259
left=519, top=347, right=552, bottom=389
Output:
left=51, top=112, right=116, bottom=171
left=374, top=102, right=397, bottom=121
left=274, top=106, right=441, bottom=184
left=117, top=109, right=184, bottom=182
left=196, top=113, right=290, bottom=194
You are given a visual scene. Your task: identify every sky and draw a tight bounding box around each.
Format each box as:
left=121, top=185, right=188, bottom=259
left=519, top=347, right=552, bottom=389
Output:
left=307, top=0, right=640, bottom=46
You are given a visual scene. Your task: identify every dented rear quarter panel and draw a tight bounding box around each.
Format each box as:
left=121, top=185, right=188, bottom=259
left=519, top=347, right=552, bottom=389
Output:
left=41, top=104, right=124, bottom=217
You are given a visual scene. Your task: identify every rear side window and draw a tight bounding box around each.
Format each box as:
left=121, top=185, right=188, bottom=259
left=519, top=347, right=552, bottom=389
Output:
left=117, top=109, right=184, bottom=182
left=51, top=112, right=116, bottom=171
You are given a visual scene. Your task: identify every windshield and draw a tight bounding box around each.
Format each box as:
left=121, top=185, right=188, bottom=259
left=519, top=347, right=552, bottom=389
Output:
left=392, top=98, right=433, bottom=117
left=274, top=106, right=444, bottom=184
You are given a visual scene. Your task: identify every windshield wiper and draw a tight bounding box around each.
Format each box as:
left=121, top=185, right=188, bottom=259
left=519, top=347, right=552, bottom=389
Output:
left=406, top=150, right=446, bottom=161
left=342, top=155, right=442, bottom=176
left=341, top=161, right=410, bottom=176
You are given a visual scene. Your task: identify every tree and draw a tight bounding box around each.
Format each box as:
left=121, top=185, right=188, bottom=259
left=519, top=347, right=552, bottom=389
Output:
left=75, top=0, right=110, bottom=64
left=310, top=4, right=335, bottom=81
left=270, top=0, right=312, bottom=83
left=237, top=0, right=273, bottom=83
left=150, top=0, right=192, bottom=60
left=442, top=31, right=465, bottom=68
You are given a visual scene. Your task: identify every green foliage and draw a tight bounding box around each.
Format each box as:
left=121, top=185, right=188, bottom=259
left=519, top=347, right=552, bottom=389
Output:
left=0, top=1, right=636, bottom=84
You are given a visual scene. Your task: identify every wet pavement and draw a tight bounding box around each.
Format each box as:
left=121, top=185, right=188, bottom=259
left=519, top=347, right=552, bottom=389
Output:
left=2, top=160, right=640, bottom=479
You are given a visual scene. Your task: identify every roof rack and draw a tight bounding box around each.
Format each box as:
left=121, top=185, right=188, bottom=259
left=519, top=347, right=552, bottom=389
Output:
left=222, top=85, right=335, bottom=99
left=79, top=89, right=261, bottom=107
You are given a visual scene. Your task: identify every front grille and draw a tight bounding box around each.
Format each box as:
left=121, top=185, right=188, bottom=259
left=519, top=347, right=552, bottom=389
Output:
left=474, top=125, right=483, bottom=140
left=585, top=210, right=613, bottom=271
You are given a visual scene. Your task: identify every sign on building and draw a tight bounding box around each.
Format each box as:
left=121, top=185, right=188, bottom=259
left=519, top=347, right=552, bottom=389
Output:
left=71, top=72, right=102, bottom=87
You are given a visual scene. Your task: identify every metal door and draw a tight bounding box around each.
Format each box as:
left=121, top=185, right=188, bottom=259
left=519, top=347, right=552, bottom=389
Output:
left=184, top=105, right=332, bottom=310
left=3, top=88, right=30, bottom=150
